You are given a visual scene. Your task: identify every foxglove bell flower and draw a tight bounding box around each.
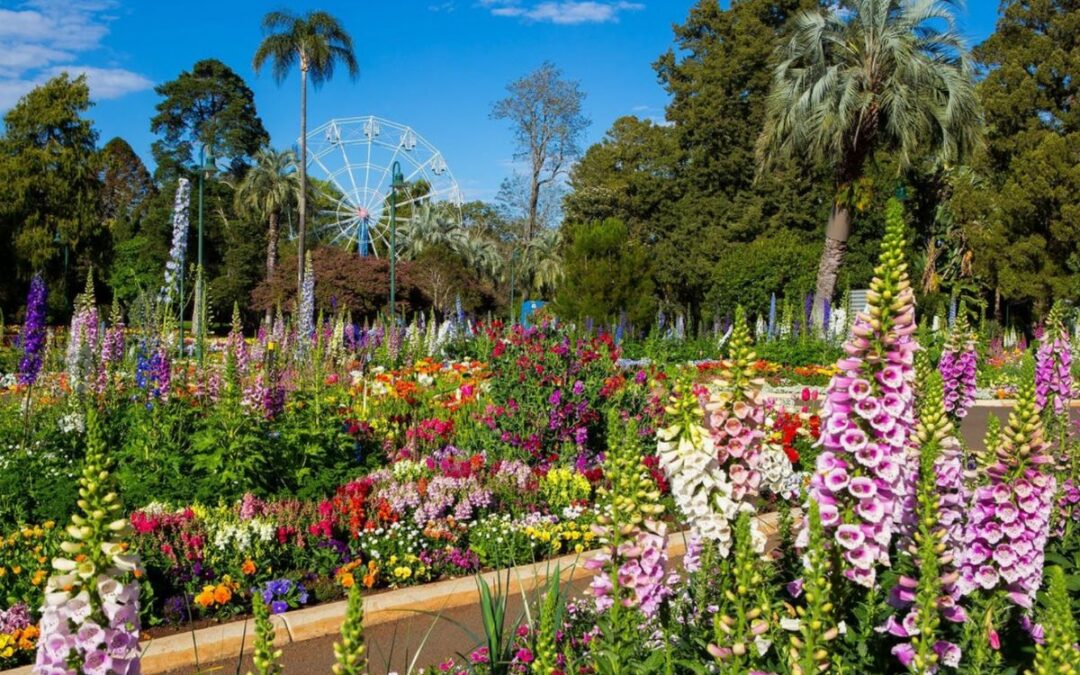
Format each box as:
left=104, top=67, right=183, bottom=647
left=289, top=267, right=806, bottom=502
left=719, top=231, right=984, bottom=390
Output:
left=957, top=380, right=1054, bottom=610
left=35, top=407, right=141, bottom=674
left=938, top=310, right=977, bottom=420
left=1035, top=302, right=1073, bottom=416
left=704, top=307, right=771, bottom=549
left=805, top=199, right=918, bottom=588
left=658, top=380, right=742, bottom=557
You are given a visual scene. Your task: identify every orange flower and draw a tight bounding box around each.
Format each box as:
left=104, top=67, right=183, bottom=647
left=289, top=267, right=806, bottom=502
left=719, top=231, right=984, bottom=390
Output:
left=194, top=587, right=215, bottom=608
left=362, top=561, right=378, bottom=589
left=241, top=559, right=256, bottom=576
left=340, top=572, right=355, bottom=588
left=213, top=584, right=232, bottom=605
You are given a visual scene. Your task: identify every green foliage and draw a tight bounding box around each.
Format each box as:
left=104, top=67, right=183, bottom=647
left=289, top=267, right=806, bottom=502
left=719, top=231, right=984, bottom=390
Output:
left=946, top=0, right=1080, bottom=314
left=552, top=218, right=655, bottom=328
left=706, top=229, right=820, bottom=319
left=1031, top=567, right=1079, bottom=675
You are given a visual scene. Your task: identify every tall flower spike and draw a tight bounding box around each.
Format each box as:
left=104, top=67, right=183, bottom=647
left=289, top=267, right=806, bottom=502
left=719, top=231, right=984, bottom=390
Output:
left=332, top=583, right=367, bottom=675
left=248, top=594, right=283, bottom=675
left=657, top=377, right=740, bottom=556
left=35, top=406, right=142, bottom=674
left=588, top=414, right=670, bottom=618
left=1030, top=567, right=1079, bottom=675
left=17, top=275, right=47, bottom=386
left=806, top=198, right=918, bottom=588
left=706, top=512, right=774, bottom=669
left=938, top=306, right=977, bottom=421
left=705, top=306, right=777, bottom=544
left=957, top=380, right=1055, bottom=610
left=788, top=499, right=839, bottom=675
left=1035, top=301, right=1073, bottom=416
left=297, top=251, right=315, bottom=353
left=160, top=178, right=191, bottom=306
left=881, top=372, right=965, bottom=672
left=531, top=569, right=562, bottom=675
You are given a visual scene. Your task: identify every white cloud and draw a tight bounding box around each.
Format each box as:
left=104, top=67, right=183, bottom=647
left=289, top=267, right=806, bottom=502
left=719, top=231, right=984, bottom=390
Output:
left=481, top=1, right=644, bottom=25
left=0, top=0, right=151, bottom=109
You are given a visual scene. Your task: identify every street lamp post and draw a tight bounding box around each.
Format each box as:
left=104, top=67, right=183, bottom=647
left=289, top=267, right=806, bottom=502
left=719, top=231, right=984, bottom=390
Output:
left=388, top=161, right=405, bottom=325
left=195, top=144, right=216, bottom=364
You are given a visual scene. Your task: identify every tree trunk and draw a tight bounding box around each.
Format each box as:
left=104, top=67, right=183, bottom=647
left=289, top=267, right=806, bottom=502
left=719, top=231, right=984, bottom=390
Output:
left=527, top=174, right=540, bottom=242
left=267, top=211, right=279, bottom=278
left=813, top=202, right=851, bottom=315
left=297, top=61, right=308, bottom=300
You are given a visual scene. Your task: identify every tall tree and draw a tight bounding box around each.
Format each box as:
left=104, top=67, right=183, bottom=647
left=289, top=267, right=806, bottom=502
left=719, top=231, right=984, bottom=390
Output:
left=569, top=0, right=820, bottom=324
left=0, top=73, right=103, bottom=313
left=253, top=9, right=359, bottom=297
left=949, top=0, right=1080, bottom=316
left=564, top=115, right=678, bottom=236
left=150, top=59, right=269, bottom=180
left=491, top=62, right=589, bottom=241
left=232, top=148, right=300, bottom=282
left=101, top=137, right=156, bottom=240
left=552, top=219, right=654, bottom=328
left=758, top=0, right=982, bottom=311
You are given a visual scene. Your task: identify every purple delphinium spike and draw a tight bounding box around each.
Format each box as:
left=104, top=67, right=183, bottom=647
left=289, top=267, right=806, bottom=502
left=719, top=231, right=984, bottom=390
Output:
left=17, top=274, right=47, bottom=386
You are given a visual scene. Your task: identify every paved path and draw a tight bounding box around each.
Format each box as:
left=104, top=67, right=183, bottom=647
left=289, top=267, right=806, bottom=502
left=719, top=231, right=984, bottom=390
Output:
left=167, top=405, right=1034, bottom=675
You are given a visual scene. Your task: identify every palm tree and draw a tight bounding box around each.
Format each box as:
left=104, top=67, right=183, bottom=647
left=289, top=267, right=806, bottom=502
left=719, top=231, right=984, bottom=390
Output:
left=232, top=148, right=301, bottom=282
left=253, top=10, right=358, bottom=297
left=398, top=203, right=469, bottom=260
left=521, top=228, right=564, bottom=297
left=757, top=0, right=981, bottom=312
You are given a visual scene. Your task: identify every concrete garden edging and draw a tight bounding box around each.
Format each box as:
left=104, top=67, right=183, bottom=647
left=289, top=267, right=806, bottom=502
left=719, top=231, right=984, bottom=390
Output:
left=1, top=514, right=785, bottom=674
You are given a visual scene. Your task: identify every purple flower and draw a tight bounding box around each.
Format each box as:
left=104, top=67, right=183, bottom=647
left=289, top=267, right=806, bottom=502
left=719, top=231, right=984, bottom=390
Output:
left=270, top=600, right=288, bottom=614
left=17, top=274, right=47, bottom=386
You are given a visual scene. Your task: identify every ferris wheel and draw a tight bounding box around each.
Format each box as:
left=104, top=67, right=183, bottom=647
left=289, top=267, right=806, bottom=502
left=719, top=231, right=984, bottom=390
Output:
left=304, top=116, right=464, bottom=256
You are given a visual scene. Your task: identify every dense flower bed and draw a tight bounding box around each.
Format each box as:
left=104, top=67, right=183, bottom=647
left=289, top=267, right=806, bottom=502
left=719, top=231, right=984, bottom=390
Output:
left=2, top=201, right=1080, bottom=673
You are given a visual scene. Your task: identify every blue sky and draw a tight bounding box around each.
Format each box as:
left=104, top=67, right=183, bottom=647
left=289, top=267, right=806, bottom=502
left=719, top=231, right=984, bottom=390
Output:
left=1, top=0, right=1001, bottom=202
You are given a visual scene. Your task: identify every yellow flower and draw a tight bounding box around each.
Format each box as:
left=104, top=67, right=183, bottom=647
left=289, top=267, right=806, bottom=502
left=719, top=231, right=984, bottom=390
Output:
left=393, top=566, right=412, bottom=580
